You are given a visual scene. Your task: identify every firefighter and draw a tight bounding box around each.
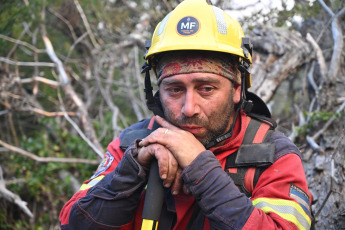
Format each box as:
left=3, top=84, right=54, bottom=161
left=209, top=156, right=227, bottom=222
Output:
left=59, top=0, right=313, bottom=229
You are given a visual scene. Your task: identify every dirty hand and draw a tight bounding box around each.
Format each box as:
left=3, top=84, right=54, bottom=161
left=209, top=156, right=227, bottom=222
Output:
left=137, top=143, right=184, bottom=195
left=139, top=115, right=206, bottom=169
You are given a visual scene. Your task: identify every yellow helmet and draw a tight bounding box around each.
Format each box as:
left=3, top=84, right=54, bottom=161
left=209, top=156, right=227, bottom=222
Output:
left=144, top=0, right=253, bottom=87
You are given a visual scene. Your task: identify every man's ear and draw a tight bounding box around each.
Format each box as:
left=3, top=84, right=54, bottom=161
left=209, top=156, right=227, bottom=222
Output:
left=233, top=84, right=241, bottom=104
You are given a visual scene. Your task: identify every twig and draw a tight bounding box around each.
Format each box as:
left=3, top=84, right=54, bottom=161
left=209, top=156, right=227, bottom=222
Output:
left=47, top=7, right=77, bottom=41
left=306, top=136, right=324, bottom=153
left=317, top=1, right=345, bottom=81
left=72, top=0, right=100, bottom=49
left=32, top=108, right=76, bottom=117
left=65, top=32, right=88, bottom=63
left=6, top=22, right=32, bottom=72
left=62, top=109, right=104, bottom=159
left=0, top=34, right=46, bottom=54
left=162, top=0, right=172, bottom=11
left=306, top=33, right=328, bottom=81
left=312, top=100, right=345, bottom=140
left=59, top=171, right=81, bottom=194
left=306, top=61, right=318, bottom=93
left=41, top=23, right=104, bottom=157
left=0, top=166, right=34, bottom=218
left=315, top=129, right=345, bottom=217
left=0, top=139, right=99, bottom=164
left=0, top=110, right=9, bottom=116
left=317, top=0, right=334, bottom=16
left=41, top=35, right=69, bottom=85
left=0, top=57, right=56, bottom=67
left=19, top=76, right=60, bottom=88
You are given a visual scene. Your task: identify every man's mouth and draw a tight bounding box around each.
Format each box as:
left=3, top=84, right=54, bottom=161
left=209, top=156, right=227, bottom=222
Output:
left=179, top=125, right=203, bottom=134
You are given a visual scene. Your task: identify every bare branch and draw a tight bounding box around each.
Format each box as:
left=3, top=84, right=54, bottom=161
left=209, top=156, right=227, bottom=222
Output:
left=328, top=7, right=345, bottom=81
left=251, top=26, right=312, bottom=102
left=0, top=57, right=56, bottom=67
left=0, top=139, right=99, bottom=165
left=59, top=171, right=81, bottom=194
left=41, top=25, right=104, bottom=157
left=306, top=33, right=328, bottom=80
left=306, top=136, right=324, bottom=153
left=312, top=99, right=345, bottom=141
left=62, top=108, right=104, bottom=159
left=0, top=166, right=34, bottom=218
left=32, top=108, right=76, bottom=117
left=72, top=0, right=100, bottom=49
left=19, top=76, right=60, bottom=88
left=65, top=32, right=88, bottom=63
left=317, top=0, right=335, bottom=16
left=307, top=61, right=319, bottom=93
left=0, top=34, right=46, bottom=54
left=315, top=129, right=345, bottom=217
left=41, top=35, right=69, bottom=85
left=162, top=0, right=173, bottom=11
left=47, top=7, right=78, bottom=41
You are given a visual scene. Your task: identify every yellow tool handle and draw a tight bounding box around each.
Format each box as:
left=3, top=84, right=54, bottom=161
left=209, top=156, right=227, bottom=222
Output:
left=141, top=219, right=158, bottom=230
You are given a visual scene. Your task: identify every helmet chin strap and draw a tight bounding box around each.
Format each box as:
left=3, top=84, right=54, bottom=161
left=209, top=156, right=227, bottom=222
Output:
left=205, top=64, right=249, bottom=149
left=141, top=62, right=165, bottom=118
left=204, top=63, right=252, bottom=149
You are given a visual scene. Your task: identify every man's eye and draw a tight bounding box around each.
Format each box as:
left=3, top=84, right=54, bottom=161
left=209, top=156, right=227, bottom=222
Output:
left=170, top=88, right=181, bottom=93
left=201, top=87, right=214, bottom=92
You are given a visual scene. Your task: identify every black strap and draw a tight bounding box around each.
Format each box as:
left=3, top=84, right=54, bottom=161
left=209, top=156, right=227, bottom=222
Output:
left=225, top=118, right=262, bottom=169
left=142, top=62, right=165, bottom=117
left=225, top=117, right=275, bottom=197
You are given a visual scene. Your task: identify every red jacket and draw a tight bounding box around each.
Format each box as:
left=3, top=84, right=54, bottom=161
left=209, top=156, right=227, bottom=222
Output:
left=59, top=112, right=313, bottom=230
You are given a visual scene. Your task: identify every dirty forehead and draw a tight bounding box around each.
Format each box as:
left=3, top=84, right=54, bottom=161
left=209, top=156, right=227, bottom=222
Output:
left=155, top=51, right=241, bottom=85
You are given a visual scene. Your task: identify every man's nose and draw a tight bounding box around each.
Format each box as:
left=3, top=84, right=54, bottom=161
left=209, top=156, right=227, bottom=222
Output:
left=181, top=91, right=200, bottom=117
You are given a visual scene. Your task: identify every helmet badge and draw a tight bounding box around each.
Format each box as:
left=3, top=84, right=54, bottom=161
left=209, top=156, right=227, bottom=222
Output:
left=177, top=16, right=200, bottom=36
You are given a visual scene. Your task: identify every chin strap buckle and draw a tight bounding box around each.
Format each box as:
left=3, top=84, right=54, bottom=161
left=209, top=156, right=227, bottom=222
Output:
left=241, top=100, right=253, bottom=114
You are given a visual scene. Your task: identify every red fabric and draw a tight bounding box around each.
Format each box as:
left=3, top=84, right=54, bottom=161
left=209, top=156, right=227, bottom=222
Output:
left=60, top=113, right=312, bottom=229
left=244, top=167, right=256, bottom=193
left=243, top=208, right=299, bottom=230
left=252, top=122, right=271, bottom=143
left=59, top=138, right=124, bottom=225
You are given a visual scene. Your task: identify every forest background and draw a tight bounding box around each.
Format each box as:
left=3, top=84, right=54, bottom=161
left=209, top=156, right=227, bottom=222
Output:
left=0, top=0, right=344, bottom=229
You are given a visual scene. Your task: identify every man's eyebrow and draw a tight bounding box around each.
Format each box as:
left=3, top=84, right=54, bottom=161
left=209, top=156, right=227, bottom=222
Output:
left=161, top=76, right=222, bottom=85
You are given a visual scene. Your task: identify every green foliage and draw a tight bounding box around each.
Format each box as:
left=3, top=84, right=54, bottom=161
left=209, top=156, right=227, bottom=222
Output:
left=295, top=110, right=343, bottom=137
left=2, top=117, right=98, bottom=229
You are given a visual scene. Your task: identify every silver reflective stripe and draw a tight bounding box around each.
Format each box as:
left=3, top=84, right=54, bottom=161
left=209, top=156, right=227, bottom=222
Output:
left=254, top=200, right=310, bottom=230
left=158, top=12, right=172, bottom=36
left=87, top=178, right=101, bottom=187
left=212, top=6, right=227, bottom=35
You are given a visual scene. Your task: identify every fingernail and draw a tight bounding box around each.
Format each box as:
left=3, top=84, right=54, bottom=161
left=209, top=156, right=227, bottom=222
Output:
left=161, top=174, right=167, bottom=180
left=172, top=190, right=179, bottom=195
left=138, top=141, right=143, bottom=147
left=164, top=182, right=171, bottom=188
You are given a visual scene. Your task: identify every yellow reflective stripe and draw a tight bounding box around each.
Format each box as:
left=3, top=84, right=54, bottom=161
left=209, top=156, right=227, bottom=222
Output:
left=79, top=175, right=105, bottom=191
left=253, top=197, right=311, bottom=230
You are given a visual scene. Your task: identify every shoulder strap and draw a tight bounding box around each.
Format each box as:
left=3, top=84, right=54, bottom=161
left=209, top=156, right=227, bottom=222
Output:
left=186, top=116, right=276, bottom=229
left=225, top=117, right=276, bottom=197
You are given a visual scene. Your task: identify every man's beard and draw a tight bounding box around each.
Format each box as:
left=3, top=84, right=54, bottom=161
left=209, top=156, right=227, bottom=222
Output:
left=162, top=97, right=235, bottom=147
